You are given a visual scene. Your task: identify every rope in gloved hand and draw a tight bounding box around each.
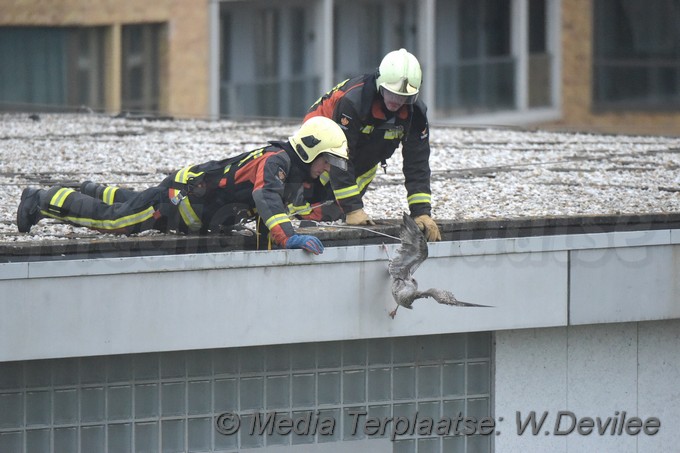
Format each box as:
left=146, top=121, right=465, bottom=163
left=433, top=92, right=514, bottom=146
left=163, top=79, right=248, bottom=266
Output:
left=300, top=219, right=401, bottom=241
left=292, top=200, right=401, bottom=241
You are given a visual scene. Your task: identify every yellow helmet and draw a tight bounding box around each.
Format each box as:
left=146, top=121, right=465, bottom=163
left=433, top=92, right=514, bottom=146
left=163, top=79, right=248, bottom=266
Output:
left=290, top=116, right=349, bottom=170
left=376, top=48, right=422, bottom=105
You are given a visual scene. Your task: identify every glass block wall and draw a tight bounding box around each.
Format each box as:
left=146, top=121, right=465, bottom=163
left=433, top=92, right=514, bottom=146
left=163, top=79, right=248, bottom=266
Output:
left=0, top=332, right=493, bottom=453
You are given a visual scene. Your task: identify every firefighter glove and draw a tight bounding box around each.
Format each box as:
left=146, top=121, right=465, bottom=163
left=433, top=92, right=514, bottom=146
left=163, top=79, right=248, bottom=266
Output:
left=345, top=208, right=376, bottom=226
left=286, top=234, right=324, bottom=255
left=414, top=215, right=441, bottom=241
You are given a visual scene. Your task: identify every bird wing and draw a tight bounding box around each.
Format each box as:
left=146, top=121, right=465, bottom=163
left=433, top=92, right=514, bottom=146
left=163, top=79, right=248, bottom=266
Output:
left=388, top=213, right=429, bottom=280
left=418, top=288, right=494, bottom=307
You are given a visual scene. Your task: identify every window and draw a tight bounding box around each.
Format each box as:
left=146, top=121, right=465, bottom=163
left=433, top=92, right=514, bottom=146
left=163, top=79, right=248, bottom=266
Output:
left=0, top=27, right=105, bottom=112
left=287, top=8, right=314, bottom=116
left=333, top=0, right=417, bottom=81
left=253, top=9, right=281, bottom=117
left=219, top=1, right=319, bottom=119
left=593, top=0, right=680, bottom=110
left=0, top=333, right=492, bottom=453
left=333, top=2, right=384, bottom=80
left=435, top=0, right=515, bottom=115
left=121, top=24, right=163, bottom=114
left=220, top=13, right=233, bottom=116
left=528, top=0, right=551, bottom=107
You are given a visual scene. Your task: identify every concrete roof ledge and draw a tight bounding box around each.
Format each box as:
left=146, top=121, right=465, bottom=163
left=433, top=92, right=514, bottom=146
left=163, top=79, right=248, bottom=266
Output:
left=1, top=227, right=678, bottom=362
left=0, top=230, right=680, bottom=361
left=1, top=227, right=677, bottom=280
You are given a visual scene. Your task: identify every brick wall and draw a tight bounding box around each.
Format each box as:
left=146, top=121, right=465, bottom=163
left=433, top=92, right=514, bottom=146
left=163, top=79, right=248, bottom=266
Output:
left=3, top=0, right=678, bottom=134
left=557, top=0, right=680, bottom=136
left=1, top=0, right=209, bottom=118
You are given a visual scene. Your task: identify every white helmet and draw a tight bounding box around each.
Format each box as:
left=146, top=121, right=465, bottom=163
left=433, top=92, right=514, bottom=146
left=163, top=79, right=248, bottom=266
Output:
left=290, top=116, right=349, bottom=170
left=375, top=48, right=422, bottom=105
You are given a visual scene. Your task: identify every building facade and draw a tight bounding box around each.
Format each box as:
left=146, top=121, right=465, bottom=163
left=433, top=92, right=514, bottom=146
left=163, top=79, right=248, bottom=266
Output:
left=1, top=0, right=679, bottom=134
left=0, top=0, right=209, bottom=117
left=2, top=230, right=680, bottom=452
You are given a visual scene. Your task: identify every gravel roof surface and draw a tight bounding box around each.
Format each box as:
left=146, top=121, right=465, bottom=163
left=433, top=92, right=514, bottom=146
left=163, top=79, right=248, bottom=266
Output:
left=2, top=113, right=680, bottom=243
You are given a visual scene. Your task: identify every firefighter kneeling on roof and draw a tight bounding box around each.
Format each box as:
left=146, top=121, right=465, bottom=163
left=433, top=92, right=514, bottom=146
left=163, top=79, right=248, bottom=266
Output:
left=297, top=48, right=441, bottom=241
left=16, top=117, right=349, bottom=255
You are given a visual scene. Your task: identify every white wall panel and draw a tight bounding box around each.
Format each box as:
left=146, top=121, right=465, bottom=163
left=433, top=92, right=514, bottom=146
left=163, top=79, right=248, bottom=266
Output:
left=637, top=321, right=680, bottom=453
left=570, top=245, right=680, bottom=325
left=495, top=327, right=568, bottom=453
left=496, top=321, right=680, bottom=453
left=565, top=324, right=638, bottom=453
left=0, top=245, right=566, bottom=361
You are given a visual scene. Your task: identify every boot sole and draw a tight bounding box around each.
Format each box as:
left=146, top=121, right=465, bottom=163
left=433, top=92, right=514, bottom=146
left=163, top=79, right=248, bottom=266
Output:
left=17, top=188, right=40, bottom=233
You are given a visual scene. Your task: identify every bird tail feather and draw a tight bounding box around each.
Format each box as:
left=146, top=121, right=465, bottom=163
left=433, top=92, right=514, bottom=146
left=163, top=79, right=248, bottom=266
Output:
left=419, top=288, right=493, bottom=307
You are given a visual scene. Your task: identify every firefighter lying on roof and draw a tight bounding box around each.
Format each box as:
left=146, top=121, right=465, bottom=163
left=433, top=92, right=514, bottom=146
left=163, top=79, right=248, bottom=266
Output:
left=16, top=117, right=348, bottom=255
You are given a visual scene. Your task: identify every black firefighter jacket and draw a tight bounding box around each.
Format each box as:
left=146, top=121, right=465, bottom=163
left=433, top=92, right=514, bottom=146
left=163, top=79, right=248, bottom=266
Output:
left=304, top=72, right=432, bottom=218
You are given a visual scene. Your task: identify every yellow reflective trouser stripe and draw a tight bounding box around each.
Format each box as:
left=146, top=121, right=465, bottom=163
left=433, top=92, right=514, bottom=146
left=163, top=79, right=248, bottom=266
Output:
left=102, top=186, right=118, bottom=205
left=361, top=125, right=374, bottom=134
left=265, top=213, right=291, bottom=230
left=333, top=184, right=361, bottom=200
left=287, top=203, right=313, bottom=216
left=178, top=197, right=202, bottom=231
left=45, top=187, right=156, bottom=230
left=49, top=187, right=75, bottom=209
left=41, top=206, right=156, bottom=230
left=356, top=165, right=378, bottom=192
left=407, top=193, right=431, bottom=205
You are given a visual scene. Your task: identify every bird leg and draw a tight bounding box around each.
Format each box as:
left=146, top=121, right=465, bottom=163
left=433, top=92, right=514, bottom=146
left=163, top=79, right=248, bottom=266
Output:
left=389, top=306, right=399, bottom=319
left=380, top=242, right=392, bottom=261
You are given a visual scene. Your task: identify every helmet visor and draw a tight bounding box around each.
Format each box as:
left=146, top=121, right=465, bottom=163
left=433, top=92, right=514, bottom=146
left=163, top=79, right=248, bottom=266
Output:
left=379, top=86, right=418, bottom=106
left=322, top=152, right=348, bottom=171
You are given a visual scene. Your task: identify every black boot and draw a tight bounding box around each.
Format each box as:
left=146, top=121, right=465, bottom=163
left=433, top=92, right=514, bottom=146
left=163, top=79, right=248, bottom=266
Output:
left=16, top=188, right=43, bottom=233
left=80, top=180, right=104, bottom=198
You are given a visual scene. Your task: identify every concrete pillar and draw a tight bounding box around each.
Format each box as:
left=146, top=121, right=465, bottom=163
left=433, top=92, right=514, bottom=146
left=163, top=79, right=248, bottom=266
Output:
left=105, top=23, right=122, bottom=114
left=320, top=0, right=334, bottom=92
left=512, top=0, right=529, bottom=111
left=208, top=0, right=221, bottom=119
left=418, top=0, right=436, bottom=118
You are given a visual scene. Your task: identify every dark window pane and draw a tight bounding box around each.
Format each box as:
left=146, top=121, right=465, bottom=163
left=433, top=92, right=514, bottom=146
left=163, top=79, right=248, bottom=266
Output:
left=121, top=23, right=162, bottom=113
left=529, top=0, right=547, bottom=53
left=437, top=0, right=514, bottom=114
left=485, top=0, right=511, bottom=56
left=0, top=27, right=68, bottom=110
left=593, top=0, right=680, bottom=109
left=459, top=0, right=482, bottom=59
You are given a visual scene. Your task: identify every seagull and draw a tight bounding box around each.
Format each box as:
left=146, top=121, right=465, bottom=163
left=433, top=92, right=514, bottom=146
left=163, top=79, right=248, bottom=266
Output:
left=384, top=213, right=492, bottom=318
